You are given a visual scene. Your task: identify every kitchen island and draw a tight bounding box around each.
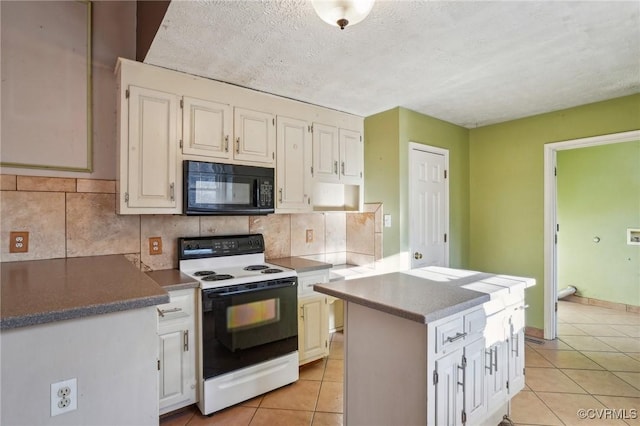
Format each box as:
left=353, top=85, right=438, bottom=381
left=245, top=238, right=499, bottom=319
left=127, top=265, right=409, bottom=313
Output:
left=314, top=266, right=534, bottom=426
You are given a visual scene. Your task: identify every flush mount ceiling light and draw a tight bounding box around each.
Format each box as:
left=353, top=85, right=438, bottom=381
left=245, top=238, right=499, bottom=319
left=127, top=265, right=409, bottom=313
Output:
left=312, top=0, right=375, bottom=30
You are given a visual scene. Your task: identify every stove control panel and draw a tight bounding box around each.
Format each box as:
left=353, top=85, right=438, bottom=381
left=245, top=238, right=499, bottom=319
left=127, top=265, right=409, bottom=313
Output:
left=178, top=234, right=265, bottom=260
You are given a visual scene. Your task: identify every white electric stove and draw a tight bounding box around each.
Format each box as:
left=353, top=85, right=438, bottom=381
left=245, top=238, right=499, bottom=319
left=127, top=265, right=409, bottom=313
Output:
left=178, top=234, right=299, bottom=415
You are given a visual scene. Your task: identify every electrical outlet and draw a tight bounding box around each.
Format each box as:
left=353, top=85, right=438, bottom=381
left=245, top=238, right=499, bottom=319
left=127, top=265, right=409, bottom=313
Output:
left=149, top=237, right=163, bottom=255
left=51, top=378, right=77, bottom=416
left=305, top=229, right=314, bottom=243
left=9, top=231, right=29, bottom=253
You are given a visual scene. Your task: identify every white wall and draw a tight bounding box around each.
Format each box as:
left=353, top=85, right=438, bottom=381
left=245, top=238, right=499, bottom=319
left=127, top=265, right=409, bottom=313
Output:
left=1, top=307, right=159, bottom=426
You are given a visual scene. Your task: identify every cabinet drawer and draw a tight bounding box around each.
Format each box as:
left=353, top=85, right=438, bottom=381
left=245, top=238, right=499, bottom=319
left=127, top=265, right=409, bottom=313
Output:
left=298, top=271, right=330, bottom=295
left=464, top=308, right=486, bottom=340
left=157, top=290, right=193, bottom=323
left=434, top=315, right=465, bottom=354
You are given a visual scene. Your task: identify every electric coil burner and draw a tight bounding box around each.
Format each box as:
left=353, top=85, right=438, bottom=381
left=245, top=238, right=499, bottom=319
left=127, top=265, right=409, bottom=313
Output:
left=178, top=234, right=298, bottom=415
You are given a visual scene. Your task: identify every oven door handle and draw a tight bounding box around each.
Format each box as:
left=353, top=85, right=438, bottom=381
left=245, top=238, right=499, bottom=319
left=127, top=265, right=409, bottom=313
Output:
left=205, top=281, right=296, bottom=298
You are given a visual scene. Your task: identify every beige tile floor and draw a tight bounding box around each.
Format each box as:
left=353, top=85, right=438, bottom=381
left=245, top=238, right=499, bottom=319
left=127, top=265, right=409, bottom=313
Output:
left=161, top=300, right=639, bottom=426
left=512, top=300, right=640, bottom=426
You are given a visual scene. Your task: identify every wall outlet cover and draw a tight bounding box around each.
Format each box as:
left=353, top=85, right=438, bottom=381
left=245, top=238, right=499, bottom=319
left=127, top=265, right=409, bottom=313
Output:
left=149, top=237, right=163, bottom=255
left=51, top=378, right=77, bottom=416
left=9, top=231, right=29, bottom=253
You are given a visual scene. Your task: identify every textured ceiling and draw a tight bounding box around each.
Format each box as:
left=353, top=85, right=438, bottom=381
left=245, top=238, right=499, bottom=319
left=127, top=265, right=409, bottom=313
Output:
left=145, top=0, right=640, bottom=128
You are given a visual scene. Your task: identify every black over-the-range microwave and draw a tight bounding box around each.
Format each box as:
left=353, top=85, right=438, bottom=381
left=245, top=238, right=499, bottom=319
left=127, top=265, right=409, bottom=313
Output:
left=183, top=160, right=275, bottom=215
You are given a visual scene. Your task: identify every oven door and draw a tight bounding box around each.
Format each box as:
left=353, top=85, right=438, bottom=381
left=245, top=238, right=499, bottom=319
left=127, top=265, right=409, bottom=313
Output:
left=201, top=277, right=298, bottom=379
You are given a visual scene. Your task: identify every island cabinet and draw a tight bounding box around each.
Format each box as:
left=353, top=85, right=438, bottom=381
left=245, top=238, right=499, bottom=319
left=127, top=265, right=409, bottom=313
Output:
left=157, top=288, right=197, bottom=415
left=312, top=267, right=534, bottom=426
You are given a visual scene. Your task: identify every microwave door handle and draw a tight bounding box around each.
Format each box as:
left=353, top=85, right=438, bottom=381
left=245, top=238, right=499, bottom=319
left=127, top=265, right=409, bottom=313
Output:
left=255, top=179, right=261, bottom=207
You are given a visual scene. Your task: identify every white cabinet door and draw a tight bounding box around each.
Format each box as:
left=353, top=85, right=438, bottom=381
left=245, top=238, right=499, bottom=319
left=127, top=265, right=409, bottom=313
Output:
left=276, top=116, right=311, bottom=211
left=434, top=347, right=464, bottom=426
left=464, top=337, right=487, bottom=425
left=313, top=123, right=363, bottom=185
left=339, top=128, right=363, bottom=184
left=234, top=107, right=275, bottom=165
left=158, top=328, right=188, bottom=408
left=157, top=289, right=196, bottom=415
left=125, top=85, right=180, bottom=212
left=486, top=340, right=508, bottom=413
left=508, top=308, right=526, bottom=395
left=182, top=96, right=231, bottom=159
left=298, top=295, right=329, bottom=365
left=312, top=123, right=340, bottom=182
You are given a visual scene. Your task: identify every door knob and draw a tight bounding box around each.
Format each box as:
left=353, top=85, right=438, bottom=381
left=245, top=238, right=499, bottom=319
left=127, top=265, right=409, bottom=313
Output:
left=414, top=252, right=423, bottom=260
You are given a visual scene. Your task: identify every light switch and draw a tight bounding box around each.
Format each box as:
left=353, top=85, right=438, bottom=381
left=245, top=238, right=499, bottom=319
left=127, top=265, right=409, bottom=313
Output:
left=384, top=214, right=392, bottom=228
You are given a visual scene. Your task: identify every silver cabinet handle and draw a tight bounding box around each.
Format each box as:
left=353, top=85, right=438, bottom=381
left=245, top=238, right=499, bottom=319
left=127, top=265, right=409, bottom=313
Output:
left=157, top=307, right=182, bottom=317
left=224, top=135, right=229, bottom=152
left=236, top=137, right=240, bottom=153
left=334, top=161, right=338, bottom=174
left=511, top=333, right=519, bottom=356
left=169, top=183, right=175, bottom=201
left=485, top=349, right=494, bottom=375
left=446, top=332, right=467, bottom=343
left=279, top=188, right=283, bottom=203
left=494, top=346, right=498, bottom=372
left=457, top=364, right=465, bottom=388
left=341, top=161, right=345, bottom=175
left=183, top=330, right=189, bottom=352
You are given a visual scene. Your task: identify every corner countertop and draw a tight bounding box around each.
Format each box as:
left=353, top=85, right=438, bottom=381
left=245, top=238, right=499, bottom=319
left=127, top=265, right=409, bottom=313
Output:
left=269, top=257, right=332, bottom=273
left=145, top=269, right=199, bottom=291
left=314, top=270, right=493, bottom=324
left=1, top=255, right=170, bottom=330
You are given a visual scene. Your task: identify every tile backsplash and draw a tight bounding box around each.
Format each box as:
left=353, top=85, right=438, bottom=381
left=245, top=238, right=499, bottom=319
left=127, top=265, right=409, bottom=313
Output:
left=0, top=175, right=382, bottom=270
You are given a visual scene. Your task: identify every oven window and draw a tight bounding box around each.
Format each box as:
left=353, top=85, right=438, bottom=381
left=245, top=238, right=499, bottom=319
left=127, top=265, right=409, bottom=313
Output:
left=195, top=179, right=251, bottom=205
left=226, top=298, right=280, bottom=331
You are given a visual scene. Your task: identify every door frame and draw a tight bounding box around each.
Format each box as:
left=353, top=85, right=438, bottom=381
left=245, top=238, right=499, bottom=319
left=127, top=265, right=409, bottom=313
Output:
left=408, top=142, right=450, bottom=269
left=543, top=129, right=640, bottom=339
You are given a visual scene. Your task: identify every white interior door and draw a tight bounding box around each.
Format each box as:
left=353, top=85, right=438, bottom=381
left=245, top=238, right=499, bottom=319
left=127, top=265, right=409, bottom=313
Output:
left=409, top=144, right=449, bottom=269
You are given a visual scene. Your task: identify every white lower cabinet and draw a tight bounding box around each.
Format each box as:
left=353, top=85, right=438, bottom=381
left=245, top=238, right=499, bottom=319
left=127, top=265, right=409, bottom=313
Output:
left=297, top=269, right=331, bottom=365
left=157, top=289, right=197, bottom=415
left=298, top=294, right=329, bottom=365
left=430, top=300, right=526, bottom=425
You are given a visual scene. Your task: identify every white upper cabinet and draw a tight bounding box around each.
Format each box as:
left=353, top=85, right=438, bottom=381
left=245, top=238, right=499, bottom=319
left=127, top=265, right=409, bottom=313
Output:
left=182, top=99, right=274, bottom=166
left=234, top=107, right=275, bottom=165
left=116, top=58, right=363, bottom=214
left=312, top=123, right=340, bottom=182
left=276, top=116, right=312, bottom=212
left=181, top=96, right=232, bottom=159
left=339, top=128, right=364, bottom=184
left=313, top=123, right=363, bottom=185
left=120, top=85, right=181, bottom=214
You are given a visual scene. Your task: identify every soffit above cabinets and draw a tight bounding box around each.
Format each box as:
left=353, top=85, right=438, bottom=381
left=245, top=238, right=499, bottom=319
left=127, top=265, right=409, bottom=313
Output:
left=144, top=0, right=640, bottom=128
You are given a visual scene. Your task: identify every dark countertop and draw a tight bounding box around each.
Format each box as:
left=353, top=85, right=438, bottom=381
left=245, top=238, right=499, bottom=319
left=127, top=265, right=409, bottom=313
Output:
left=145, top=269, right=199, bottom=291
left=314, top=271, right=491, bottom=324
left=269, top=257, right=332, bottom=273
left=1, top=255, right=170, bottom=330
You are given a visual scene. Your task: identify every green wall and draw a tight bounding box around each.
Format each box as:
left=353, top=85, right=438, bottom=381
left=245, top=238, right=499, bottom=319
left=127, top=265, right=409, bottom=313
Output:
left=468, top=94, right=640, bottom=329
left=364, top=108, right=470, bottom=268
left=557, top=141, right=640, bottom=306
